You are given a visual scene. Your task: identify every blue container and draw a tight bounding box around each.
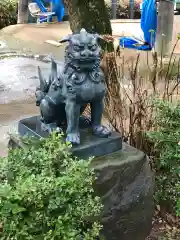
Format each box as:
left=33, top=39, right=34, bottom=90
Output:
left=32, top=0, right=65, bottom=22
left=51, top=0, right=65, bottom=21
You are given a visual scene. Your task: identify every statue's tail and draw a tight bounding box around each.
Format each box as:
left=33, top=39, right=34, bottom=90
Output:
left=35, top=66, right=49, bottom=106
left=35, top=59, right=58, bottom=106
left=49, top=58, right=58, bottom=83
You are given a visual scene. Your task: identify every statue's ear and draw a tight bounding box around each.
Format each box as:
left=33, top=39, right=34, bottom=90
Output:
left=59, top=34, right=72, bottom=43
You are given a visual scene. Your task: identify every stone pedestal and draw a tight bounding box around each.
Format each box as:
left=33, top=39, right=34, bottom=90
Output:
left=93, top=143, right=154, bottom=240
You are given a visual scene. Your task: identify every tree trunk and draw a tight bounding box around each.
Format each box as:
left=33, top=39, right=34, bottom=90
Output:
left=17, top=0, right=29, bottom=24
left=63, top=0, right=112, bottom=35
left=155, top=0, right=174, bottom=56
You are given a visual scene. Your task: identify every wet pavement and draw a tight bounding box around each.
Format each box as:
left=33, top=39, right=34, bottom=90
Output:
left=0, top=57, right=50, bottom=104
left=0, top=56, right=52, bottom=156
left=0, top=101, right=39, bottom=157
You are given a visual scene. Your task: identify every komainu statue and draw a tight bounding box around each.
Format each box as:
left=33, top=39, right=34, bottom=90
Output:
left=35, top=28, right=111, bottom=144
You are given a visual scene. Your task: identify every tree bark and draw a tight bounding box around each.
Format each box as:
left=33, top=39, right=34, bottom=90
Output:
left=63, top=0, right=112, bottom=35
left=17, top=0, right=29, bottom=24
left=155, top=0, right=174, bottom=56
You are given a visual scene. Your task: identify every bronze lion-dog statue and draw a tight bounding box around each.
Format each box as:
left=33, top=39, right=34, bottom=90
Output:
left=35, top=28, right=111, bottom=145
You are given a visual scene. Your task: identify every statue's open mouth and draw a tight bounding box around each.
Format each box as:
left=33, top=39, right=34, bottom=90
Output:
left=78, top=59, right=95, bottom=64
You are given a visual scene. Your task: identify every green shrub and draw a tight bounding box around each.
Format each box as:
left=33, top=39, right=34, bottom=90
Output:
left=0, top=133, right=102, bottom=239
left=147, top=100, right=180, bottom=215
left=105, top=0, right=141, bottom=19
left=0, top=0, right=17, bottom=29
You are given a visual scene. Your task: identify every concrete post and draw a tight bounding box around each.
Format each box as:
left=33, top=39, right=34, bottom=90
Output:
left=129, top=0, right=135, bottom=19
left=155, top=0, right=175, bottom=56
left=112, top=0, right=117, bottom=19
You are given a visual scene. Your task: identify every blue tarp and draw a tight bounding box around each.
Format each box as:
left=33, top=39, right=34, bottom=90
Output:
left=119, top=0, right=157, bottom=51
left=51, top=0, right=65, bottom=22
left=33, top=0, right=64, bottom=22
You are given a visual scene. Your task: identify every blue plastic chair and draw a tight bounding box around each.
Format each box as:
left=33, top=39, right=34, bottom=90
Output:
left=119, top=0, right=157, bottom=51
left=33, top=0, right=65, bottom=23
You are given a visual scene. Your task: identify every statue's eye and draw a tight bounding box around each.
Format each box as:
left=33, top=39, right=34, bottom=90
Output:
left=73, top=45, right=80, bottom=51
left=89, top=44, right=97, bottom=51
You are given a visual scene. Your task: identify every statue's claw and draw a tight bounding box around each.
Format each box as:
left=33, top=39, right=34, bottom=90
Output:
left=66, top=133, right=80, bottom=145
left=92, top=125, right=111, bottom=138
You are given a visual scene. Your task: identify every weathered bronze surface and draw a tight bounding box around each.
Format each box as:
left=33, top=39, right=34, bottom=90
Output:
left=35, top=28, right=111, bottom=144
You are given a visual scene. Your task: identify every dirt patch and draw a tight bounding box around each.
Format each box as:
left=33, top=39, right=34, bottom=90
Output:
left=0, top=56, right=50, bottom=156
left=0, top=57, right=50, bottom=103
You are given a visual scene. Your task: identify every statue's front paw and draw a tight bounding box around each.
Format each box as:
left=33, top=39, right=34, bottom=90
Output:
left=92, top=125, right=111, bottom=138
left=66, top=133, right=80, bottom=145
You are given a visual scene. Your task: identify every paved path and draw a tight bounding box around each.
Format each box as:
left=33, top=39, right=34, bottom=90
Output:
left=0, top=101, right=39, bottom=157
left=1, top=17, right=180, bottom=56
left=0, top=20, right=143, bottom=59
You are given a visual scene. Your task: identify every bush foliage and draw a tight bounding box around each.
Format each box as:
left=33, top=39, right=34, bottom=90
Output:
left=105, top=0, right=141, bottom=19
left=147, top=100, right=180, bottom=215
left=0, top=0, right=17, bottom=29
left=0, top=133, right=102, bottom=239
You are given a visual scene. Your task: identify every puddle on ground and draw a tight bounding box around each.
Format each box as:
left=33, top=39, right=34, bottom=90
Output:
left=0, top=57, right=50, bottom=104
left=0, top=56, right=52, bottom=156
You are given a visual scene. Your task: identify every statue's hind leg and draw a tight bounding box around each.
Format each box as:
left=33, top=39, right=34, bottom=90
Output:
left=40, top=98, right=61, bottom=133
